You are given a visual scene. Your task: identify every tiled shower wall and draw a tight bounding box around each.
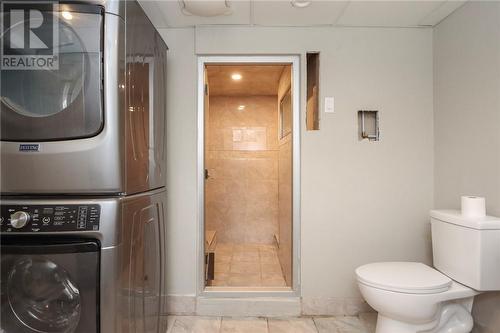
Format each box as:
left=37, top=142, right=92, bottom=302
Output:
left=205, top=96, right=279, bottom=244
left=277, top=67, right=293, bottom=286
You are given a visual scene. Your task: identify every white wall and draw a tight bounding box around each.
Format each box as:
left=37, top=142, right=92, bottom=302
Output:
left=433, top=2, right=500, bottom=331
left=160, top=26, right=434, bottom=314
left=164, top=29, right=199, bottom=300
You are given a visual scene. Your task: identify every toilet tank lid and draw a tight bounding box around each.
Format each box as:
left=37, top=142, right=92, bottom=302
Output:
left=431, top=210, right=500, bottom=230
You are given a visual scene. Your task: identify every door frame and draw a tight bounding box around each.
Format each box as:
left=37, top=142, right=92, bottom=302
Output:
left=197, top=55, right=301, bottom=297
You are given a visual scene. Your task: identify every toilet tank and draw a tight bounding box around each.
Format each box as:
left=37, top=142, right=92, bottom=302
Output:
left=431, top=210, right=500, bottom=291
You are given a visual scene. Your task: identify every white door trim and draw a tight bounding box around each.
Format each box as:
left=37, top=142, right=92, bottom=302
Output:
left=197, top=55, right=301, bottom=298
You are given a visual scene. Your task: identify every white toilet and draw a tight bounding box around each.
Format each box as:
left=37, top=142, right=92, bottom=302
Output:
left=356, top=210, right=500, bottom=333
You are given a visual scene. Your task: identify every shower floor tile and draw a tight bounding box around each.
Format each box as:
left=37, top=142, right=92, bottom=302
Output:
left=211, top=243, right=287, bottom=287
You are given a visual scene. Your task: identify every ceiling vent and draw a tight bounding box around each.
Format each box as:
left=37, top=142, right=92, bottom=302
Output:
left=290, top=0, right=312, bottom=8
left=179, top=0, right=232, bottom=17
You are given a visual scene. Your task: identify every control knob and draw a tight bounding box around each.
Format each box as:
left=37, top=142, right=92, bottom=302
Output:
left=10, top=211, right=30, bottom=229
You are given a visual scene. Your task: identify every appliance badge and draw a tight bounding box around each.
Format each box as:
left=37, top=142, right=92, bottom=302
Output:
left=19, top=144, right=40, bottom=152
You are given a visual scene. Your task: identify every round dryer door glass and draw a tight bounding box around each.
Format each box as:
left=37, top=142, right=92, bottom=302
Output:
left=0, top=8, right=103, bottom=141
left=7, top=257, right=81, bottom=333
left=1, top=17, right=85, bottom=118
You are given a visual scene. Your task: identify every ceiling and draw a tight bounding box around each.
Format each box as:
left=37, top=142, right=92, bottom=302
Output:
left=206, top=65, right=286, bottom=96
left=138, top=0, right=467, bottom=28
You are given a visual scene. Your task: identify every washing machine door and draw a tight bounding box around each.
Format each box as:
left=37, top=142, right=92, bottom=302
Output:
left=0, top=4, right=103, bottom=142
left=0, top=238, right=100, bottom=333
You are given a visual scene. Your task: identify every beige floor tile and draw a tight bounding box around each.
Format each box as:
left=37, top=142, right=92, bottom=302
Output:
left=230, top=261, right=260, bottom=274
left=314, top=316, right=370, bottom=333
left=220, top=317, right=268, bottom=333
left=258, top=244, right=276, bottom=251
left=211, top=242, right=286, bottom=287
left=261, top=263, right=283, bottom=274
left=261, top=277, right=286, bottom=287
left=268, top=318, right=318, bottom=333
left=170, top=316, right=221, bottom=333
left=260, top=254, right=280, bottom=265
left=359, top=313, right=377, bottom=333
left=215, top=263, right=231, bottom=273
left=215, top=251, right=233, bottom=263
left=233, top=252, right=260, bottom=262
left=166, top=315, right=176, bottom=333
left=216, top=243, right=234, bottom=252
left=228, top=273, right=262, bottom=286
left=312, top=318, right=341, bottom=333
left=217, top=271, right=230, bottom=277
left=259, top=249, right=278, bottom=256
left=232, top=244, right=252, bottom=252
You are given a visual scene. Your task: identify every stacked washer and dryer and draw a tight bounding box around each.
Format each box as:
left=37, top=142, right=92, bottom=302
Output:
left=0, top=1, right=168, bottom=332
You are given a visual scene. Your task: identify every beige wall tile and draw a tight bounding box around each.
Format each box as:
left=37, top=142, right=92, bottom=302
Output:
left=206, top=95, right=280, bottom=244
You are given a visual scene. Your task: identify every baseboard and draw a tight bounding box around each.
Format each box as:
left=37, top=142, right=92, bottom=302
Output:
left=166, top=294, right=373, bottom=317
left=166, top=295, right=197, bottom=315
left=196, top=297, right=301, bottom=317
left=301, top=297, right=373, bottom=316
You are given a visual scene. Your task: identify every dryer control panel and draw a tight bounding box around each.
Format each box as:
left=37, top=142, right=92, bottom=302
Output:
left=0, top=204, right=100, bottom=232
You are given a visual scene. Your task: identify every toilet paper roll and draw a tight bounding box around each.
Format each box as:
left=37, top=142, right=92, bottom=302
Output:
left=461, top=196, right=486, bottom=218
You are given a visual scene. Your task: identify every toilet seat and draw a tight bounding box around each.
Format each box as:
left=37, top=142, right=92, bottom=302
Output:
left=356, top=262, right=452, bottom=294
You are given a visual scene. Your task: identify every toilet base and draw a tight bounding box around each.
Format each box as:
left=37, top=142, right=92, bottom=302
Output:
left=376, top=314, right=437, bottom=333
left=375, top=300, right=474, bottom=333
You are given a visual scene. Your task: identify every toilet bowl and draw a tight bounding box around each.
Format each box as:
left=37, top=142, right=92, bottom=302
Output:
left=355, top=209, right=500, bottom=333
left=356, top=262, right=479, bottom=333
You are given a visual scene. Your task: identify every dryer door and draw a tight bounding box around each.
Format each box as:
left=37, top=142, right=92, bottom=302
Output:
left=0, top=238, right=100, bottom=333
left=0, top=5, right=103, bottom=142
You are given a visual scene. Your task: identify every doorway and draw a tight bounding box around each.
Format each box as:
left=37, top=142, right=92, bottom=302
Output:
left=198, top=56, right=300, bottom=295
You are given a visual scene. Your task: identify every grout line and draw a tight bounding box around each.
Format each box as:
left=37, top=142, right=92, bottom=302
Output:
left=217, top=316, right=222, bottom=333
left=312, top=317, right=320, bottom=333
left=259, top=245, right=264, bottom=286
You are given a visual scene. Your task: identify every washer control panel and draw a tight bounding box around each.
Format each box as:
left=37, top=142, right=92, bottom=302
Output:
left=0, top=205, right=100, bottom=232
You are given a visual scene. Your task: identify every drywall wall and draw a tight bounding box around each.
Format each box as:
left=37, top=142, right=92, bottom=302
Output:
left=433, top=2, right=500, bottom=332
left=160, top=25, right=434, bottom=314
left=163, top=29, right=198, bottom=305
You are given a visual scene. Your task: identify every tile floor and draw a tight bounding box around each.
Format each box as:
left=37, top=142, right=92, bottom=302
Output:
left=166, top=313, right=377, bottom=333
left=211, top=243, right=287, bottom=287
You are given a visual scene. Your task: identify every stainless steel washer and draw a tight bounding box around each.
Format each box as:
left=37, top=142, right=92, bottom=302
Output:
left=1, top=237, right=100, bottom=333
left=0, top=189, right=167, bottom=333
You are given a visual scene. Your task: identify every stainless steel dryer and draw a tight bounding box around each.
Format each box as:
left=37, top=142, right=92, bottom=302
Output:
left=0, top=189, right=167, bottom=333
left=0, top=0, right=168, bottom=195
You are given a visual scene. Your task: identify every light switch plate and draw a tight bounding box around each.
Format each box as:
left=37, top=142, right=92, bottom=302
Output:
left=325, top=97, right=335, bottom=113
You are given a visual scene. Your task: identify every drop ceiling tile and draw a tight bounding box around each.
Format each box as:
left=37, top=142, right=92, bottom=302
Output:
left=142, top=0, right=252, bottom=28
left=418, top=0, right=467, bottom=26
left=337, top=1, right=446, bottom=27
left=252, top=1, right=349, bottom=26
left=139, top=1, right=169, bottom=28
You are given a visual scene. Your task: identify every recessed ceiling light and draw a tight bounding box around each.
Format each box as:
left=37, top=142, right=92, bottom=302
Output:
left=238, top=105, right=245, bottom=111
left=231, top=73, right=242, bottom=81
left=61, top=11, right=73, bottom=20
